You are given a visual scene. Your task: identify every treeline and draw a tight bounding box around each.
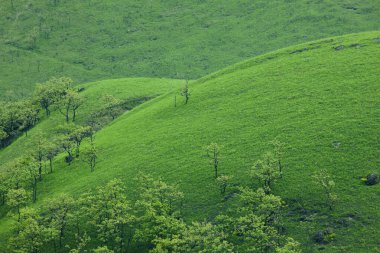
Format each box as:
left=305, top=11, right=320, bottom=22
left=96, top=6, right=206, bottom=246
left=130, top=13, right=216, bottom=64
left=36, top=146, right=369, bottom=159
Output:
left=5, top=173, right=301, bottom=253
left=0, top=77, right=81, bottom=148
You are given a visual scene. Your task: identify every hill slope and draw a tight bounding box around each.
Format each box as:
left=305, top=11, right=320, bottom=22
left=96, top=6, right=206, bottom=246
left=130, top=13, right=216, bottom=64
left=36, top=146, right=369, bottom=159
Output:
left=1, top=0, right=380, bottom=99
left=0, top=31, right=380, bottom=252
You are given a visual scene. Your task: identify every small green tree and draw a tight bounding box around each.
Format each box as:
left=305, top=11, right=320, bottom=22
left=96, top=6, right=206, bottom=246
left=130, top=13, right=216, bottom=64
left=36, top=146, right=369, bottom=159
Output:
left=180, top=80, right=190, bottom=104
left=70, top=126, right=92, bottom=157
left=313, top=170, right=337, bottom=210
left=252, top=152, right=281, bottom=194
left=57, top=90, right=82, bottom=123
left=84, top=142, right=97, bottom=172
left=151, top=221, right=234, bottom=253
left=103, top=95, right=123, bottom=120
left=8, top=207, right=49, bottom=253
left=45, top=142, right=60, bottom=173
left=44, top=194, right=74, bottom=249
left=206, top=143, right=221, bottom=178
left=216, top=175, right=233, bottom=194
left=33, top=77, right=71, bottom=116
left=84, top=179, right=135, bottom=253
left=93, top=246, right=114, bottom=253
left=276, top=238, right=302, bottom=253
left=7, top=188, right=29, bottom=221
left=22, top=158, right=39, bottom=203
left=67, top=233, right=91, bottom=253
left=134, top=174, right=184, bottom=248
left=31, top=133, right=48, bottom=181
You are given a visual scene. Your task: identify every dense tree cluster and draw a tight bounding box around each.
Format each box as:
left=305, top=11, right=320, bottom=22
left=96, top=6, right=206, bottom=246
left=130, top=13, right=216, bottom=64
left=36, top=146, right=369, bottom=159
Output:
left=0, top=77, right=83, bottom=149
left=4, top=171, right=301, bottom=253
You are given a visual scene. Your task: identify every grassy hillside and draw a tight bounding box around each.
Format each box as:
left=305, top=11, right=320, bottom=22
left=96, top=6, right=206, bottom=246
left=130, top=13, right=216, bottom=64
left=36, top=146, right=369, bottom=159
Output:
left=1, top=0, right=380, bottom=99
left=0, top=31, right=379, bottom=252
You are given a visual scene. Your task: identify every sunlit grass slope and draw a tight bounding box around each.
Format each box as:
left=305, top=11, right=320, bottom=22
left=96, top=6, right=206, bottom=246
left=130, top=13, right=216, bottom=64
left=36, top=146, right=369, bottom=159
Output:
left=1, top=0, right=380, bottom=99
left=0, top=31, right=380, bottom=252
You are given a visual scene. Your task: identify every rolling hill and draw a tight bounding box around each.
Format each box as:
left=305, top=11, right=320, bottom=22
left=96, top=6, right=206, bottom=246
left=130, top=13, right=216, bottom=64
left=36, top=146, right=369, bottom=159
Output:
left=1, top=0, right=380, bottom=99
left=0, top=31, right=379, bottom=252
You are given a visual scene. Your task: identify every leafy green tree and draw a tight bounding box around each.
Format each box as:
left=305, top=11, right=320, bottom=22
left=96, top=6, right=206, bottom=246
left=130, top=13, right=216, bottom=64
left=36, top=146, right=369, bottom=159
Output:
left=252, top=152, right=281, bottom=194
left=9, top=207, right=49, bottom=253
left=180, top=80, right=190, bottom=104
left=57, top=89, right=83, bottom=123
left=0, top=171, right=9, bottom=205
left=19, top=100, right=39, bottom=137
left=68, top=233, right=91, bottom=253
left=44, top=194, right=74, bottom=249
left=45, top=142, right=60, bottom=173
left=103, top=95, right=123, bottom=120
left=70, top=126, right=92, bottom=157
left=93, top=246, right=114, bottom=253
left=216, top=175, right=233, bottom=194
left=134, top=174, right=184, bottom=248
left=0, top=127, right=8, bottom=147
left=84, top=179, right=135, bottom=253
left=206, top=143, right=221, bottom=178
left=276, top=238, right=301, bottom=253
left=84, top=142, right=97, bottom=172
left=33, top=77, right=72, bottom=116
left=313, top=169, right=337, bottom=210
left=7, top=188, right=28, bottom=221
left=23, top=158, right=39, bottom=203
left=151, top=221, right=234, bottom=253
left=216, top=187, right=297, bottom=253
left=31, top=133, right=48, bottom=181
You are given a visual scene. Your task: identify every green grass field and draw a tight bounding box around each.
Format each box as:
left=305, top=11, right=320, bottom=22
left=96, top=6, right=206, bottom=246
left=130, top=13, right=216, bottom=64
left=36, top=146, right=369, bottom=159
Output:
left=1, top=0, right=380, bottom=99
left=0, top=31, right=379, bottom=252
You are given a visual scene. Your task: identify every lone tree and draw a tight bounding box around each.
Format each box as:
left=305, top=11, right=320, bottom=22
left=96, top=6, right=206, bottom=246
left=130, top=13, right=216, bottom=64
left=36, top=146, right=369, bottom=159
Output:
left=84, top=142, right=97, bottom=172
left=206, top=143, right=221, bottom=178
left=313, top=169, right=337, bottom=210
left=180, top=80, right=190, bottom=104
left=251, top=152, right=281, bottom=194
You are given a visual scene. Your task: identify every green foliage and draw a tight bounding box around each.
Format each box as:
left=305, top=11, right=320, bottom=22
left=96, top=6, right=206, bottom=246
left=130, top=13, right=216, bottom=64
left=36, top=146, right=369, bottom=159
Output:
left=151, top=221, right=234, bottom=253
left=216, top=175, right=233, bottom=194
left=83, top=179, right=135, bottom=253
left=8, top=207, right=49, bottom=253
left=312, top=170, right=338, bottom=211
left=206, top=143, right=221, bottom=178
left=44, top=194, right=75, bottom=249
left=102, top=95, right=123, bottom=120
left=180, top=81, right=191, bottom=105
left=93, top=246, right=114, bottom=253
left=83, top=142, right=97, bottom=172
left=252, top=152, right=281, bottom=194
left=6, top=188, right=28, bottom=221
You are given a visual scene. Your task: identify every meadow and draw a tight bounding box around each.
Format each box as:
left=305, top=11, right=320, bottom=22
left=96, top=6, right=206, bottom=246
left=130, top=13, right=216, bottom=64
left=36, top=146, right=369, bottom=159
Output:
left=0, top=31, right=379, bottom=252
